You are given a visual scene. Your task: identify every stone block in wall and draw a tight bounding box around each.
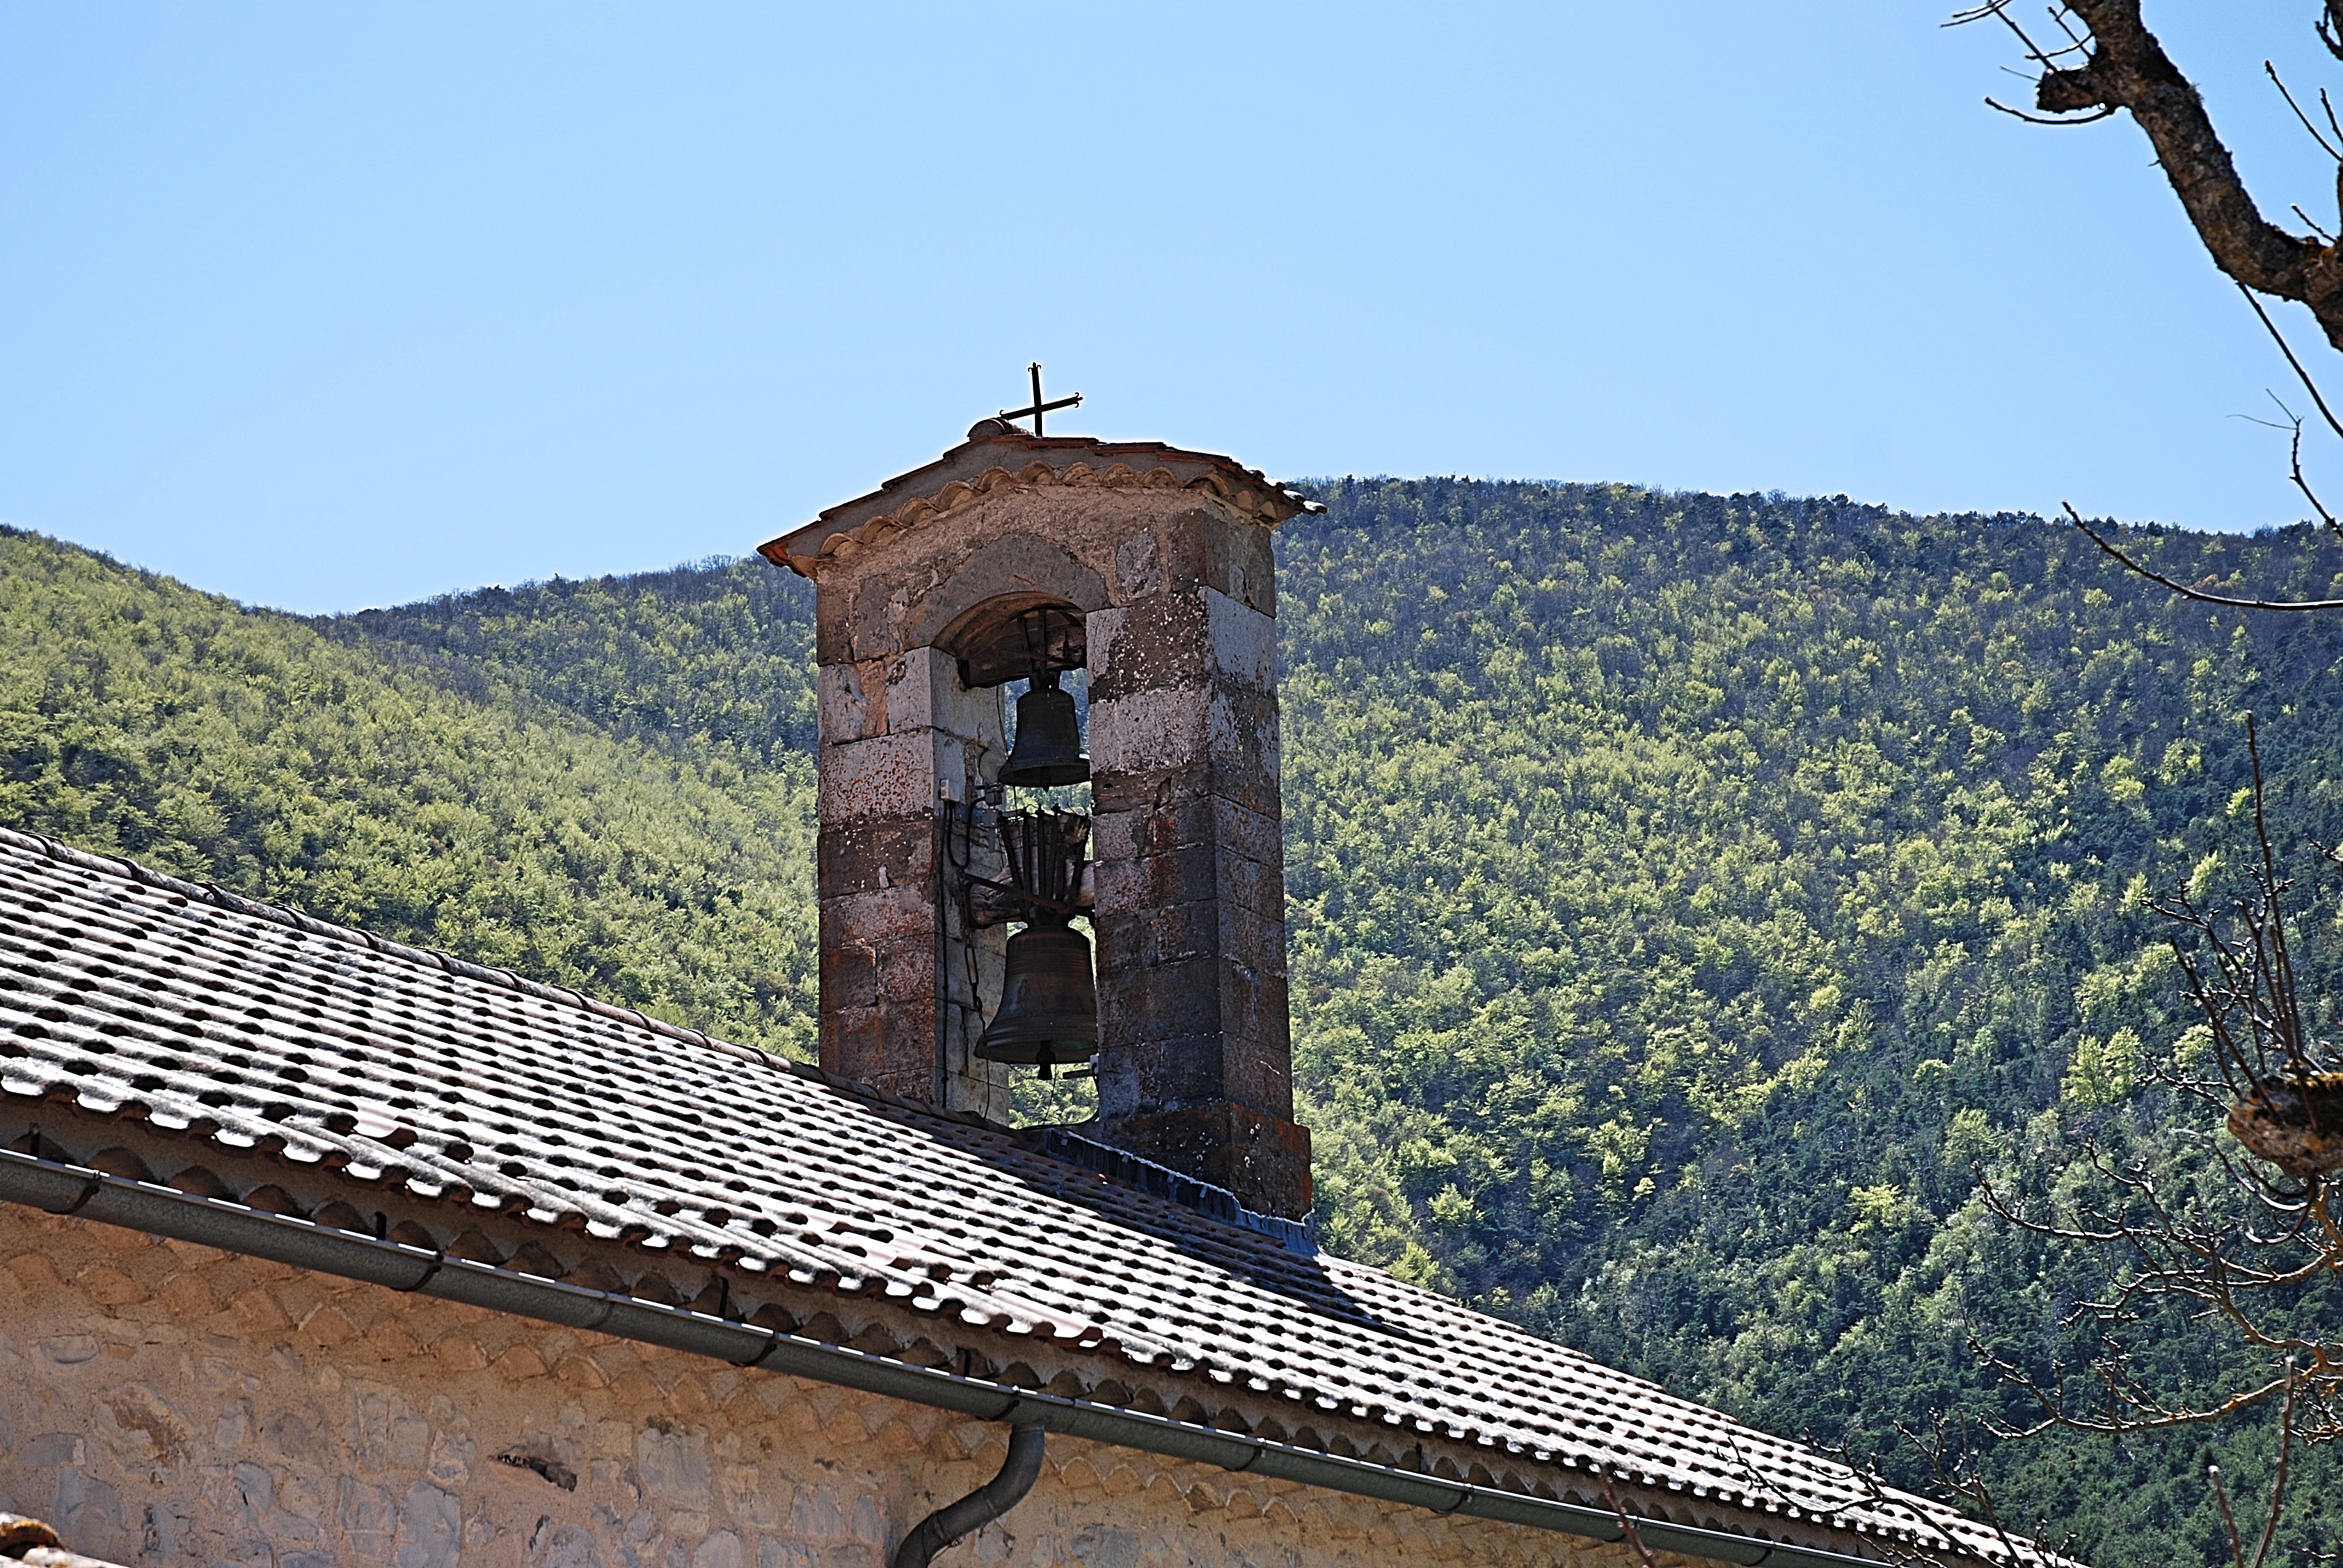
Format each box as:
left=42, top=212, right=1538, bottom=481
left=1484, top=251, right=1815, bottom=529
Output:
left=1089, top=707, right=1278, bottom=822
left=1209, top=796, right=1282, bottom=874
left=1152, top=509, right=1276, bottom=619
left=1202, top=587, right=1278, bottom=693
left=1203, top=688, right=1281, bottom=815
left=1099, top=951, right=1222, bottom=1040
left=876, top=647, right=974, bottom=740
left=869, top=938, right=938, bottom=1006
left=818, top=735, right=946, bottom=825
left=817, top=819, right=936, bottom=903
left=1104, top=1102, right=1314, bottom=1218
left=1213, top=903, right=1289, bottom=990
left=1089, top=843, right=1217, bottom=917
left=1217, top=975, right=1296, bottom=1112
left=1211, top=845, right=1285, bottom=922
left=818, top=662, right=885, bottom=744
left=1092, top=895, right=1219, bottom=975
left=821, top=1003, right=933, bottom=1100
left=1093, top=1030, right=1227, bottom=1112
left=1087, top=687, right=1211, bottom=780
left=818, top=886, right=934, bottom=952
left=1084, top=596, right=1210, bottom=704
left=1112, top=531, right=1164, bottom=601
left=818, top=942, right=883, bottom=1014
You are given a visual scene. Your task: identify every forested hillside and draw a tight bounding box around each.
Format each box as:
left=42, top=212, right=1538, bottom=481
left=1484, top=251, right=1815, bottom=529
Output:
left=1277, top=483, right=2343, bottom=1566
left=323, top=557, right=816, bottom=764
left=11, top=484, right=2343, bottom=1563
left=0, top=530, right=818, bottom=1054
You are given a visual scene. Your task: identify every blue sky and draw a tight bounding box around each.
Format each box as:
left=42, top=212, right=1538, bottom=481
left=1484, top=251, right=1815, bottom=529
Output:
left=3, top=2, right=2338, bottom=613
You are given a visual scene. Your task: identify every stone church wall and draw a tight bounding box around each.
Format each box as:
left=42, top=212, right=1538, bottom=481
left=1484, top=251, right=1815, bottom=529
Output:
left=0, top=1207, right=1675, bottom=1568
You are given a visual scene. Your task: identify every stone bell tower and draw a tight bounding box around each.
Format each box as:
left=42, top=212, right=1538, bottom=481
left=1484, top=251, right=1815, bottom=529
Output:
left=759, top=409, right=1316, bottom=1217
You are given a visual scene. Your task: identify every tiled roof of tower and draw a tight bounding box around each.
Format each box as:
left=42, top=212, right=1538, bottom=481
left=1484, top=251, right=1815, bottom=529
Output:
left=0, top=826, right=2034, bottom=1566
left=759, top=425, right=1320, bottom=574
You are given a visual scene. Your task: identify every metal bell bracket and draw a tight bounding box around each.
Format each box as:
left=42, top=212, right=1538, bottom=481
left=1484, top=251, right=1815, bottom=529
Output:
left=947, top=805, right=1093, bottom=927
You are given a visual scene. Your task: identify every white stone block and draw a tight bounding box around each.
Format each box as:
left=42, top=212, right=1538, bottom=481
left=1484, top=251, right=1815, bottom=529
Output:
left=1204, top=586, right=1277, bottom=691
left=879, top=646, right=960, bottom=737
left=1083, top=606, right=1130, bottom=687
left=1089, top=686, right=1209, bottom=776
left=818, top=663, right=876, bottom=744
left=818, top=733, right=939, bottom=823
left=639, top=1422, right=715, bottom=1508
left=392, top=1480, right=460, bottom=1568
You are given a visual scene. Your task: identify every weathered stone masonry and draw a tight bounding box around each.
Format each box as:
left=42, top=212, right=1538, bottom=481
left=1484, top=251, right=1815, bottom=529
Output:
left=0, top=1206, right=1651, bottom=1568
left=767, top=434, right=1317, bottom=1218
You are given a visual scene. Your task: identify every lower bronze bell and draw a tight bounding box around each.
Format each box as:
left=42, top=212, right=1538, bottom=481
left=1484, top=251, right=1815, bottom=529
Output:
left=997, top=671, right=1089, bottom=787
left=978, top=922, right=1099, bottom=1067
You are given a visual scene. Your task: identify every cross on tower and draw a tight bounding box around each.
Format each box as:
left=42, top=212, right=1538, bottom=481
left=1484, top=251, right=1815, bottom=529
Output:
left=998, top=362, right=1082, bottom=436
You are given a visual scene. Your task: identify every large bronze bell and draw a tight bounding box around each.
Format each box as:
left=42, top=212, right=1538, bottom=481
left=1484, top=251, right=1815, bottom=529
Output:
left=997, top=671, right=1089, bottom=788
left=978, top=924, right=1099, bottom=1067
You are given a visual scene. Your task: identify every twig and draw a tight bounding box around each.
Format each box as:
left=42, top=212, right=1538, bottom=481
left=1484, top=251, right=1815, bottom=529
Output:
left=1985, top=96, right=2117, bottom=125
left=2264, top=402, right=2343, bottom=536
left=2212, top=1465, right=2247, bottom=1568
left=2062, top=504, right=2343, bottom=611
left=1599, top=1471, right=1662, bottom=1568
left=2238, top=283, right=2343, bottom=449
left=2250, top=1361, right=2296, bottom=1568
left=2044, top=4, right=2091, bottom=56
left=2266, top=62, right=2343, bottom=162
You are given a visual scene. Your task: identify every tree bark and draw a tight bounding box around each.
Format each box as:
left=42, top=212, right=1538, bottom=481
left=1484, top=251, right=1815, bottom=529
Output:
left=2042, top=0, right=2343, bottom=350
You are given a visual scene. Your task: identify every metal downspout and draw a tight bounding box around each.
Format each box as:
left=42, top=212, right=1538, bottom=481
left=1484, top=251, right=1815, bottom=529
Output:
left=0, top=1149, right=1982, bottom=1568
left=890, top=1423, right=1046, bottom=1568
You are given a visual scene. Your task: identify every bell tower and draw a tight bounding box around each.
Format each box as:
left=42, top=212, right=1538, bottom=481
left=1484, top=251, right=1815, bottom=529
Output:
left=761, top=405, right=1317, bottom=1218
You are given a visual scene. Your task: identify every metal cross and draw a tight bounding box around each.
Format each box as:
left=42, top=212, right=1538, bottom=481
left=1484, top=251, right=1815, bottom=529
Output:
left=998, top=361, right=1081, bottom=436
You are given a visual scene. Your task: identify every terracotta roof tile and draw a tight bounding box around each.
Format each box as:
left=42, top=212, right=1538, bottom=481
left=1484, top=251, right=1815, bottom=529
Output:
left=0, top=826, right=2027, bottom=1563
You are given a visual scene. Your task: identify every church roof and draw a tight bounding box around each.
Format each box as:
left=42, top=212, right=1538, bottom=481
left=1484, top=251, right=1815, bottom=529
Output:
left=0, top=826, right=2041, bottom=1567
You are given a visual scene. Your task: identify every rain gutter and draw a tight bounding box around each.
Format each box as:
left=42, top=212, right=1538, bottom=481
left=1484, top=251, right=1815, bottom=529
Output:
left=0, top=1149, right=1961, bottom=1568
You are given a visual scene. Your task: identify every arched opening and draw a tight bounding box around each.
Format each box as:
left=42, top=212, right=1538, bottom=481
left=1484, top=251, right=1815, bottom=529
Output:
left=937, top=596, right=1086, bottom=690
left=934, top=595, right=1099, bottom=1126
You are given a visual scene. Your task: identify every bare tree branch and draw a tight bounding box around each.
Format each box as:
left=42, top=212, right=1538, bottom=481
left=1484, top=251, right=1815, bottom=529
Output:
left=2235, top=284, right=2343, bottom=452
left=2063, top=503, right=2343, bottom=610
left=2267, top=61, right=2342, bottom=165
left=2020, top=2, right=2343, bottom=353
left=2212, top=1465, right=2247, bottom=1568
left=1599, top=1471, right=1662, bottom=1568
left=1985, top=96, right=2117, bottom=126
